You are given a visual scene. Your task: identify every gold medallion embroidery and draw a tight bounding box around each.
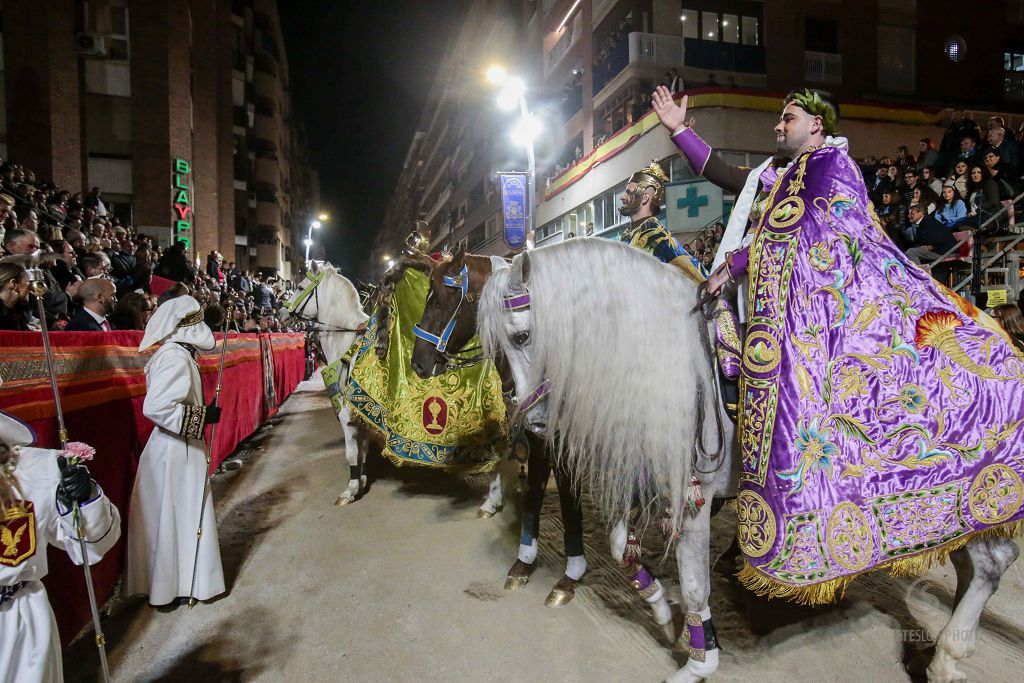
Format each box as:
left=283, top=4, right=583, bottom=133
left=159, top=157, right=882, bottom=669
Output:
left=827, top=502, right=873, bottom=572
left=968, top=464, right=1024, bottom=525
left=737, top=489, right=776, bottom=558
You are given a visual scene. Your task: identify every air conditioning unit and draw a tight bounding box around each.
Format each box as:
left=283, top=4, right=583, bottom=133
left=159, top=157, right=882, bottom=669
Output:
left=76, top=33, right=108, bottom=57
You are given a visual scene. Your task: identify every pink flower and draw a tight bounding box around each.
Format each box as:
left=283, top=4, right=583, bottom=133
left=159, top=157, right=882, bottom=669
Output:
left=65, top=441, right=96, bottom=462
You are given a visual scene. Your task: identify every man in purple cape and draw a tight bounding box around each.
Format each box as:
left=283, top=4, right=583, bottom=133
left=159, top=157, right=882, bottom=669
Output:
left=694, top=89, right=1024, bottom=604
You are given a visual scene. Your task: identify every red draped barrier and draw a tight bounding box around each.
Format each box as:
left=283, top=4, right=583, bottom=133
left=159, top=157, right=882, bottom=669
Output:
left=0, top=330, right=306, bottom=643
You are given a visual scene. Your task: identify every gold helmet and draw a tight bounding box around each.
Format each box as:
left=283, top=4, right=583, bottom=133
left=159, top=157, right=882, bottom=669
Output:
left=403, top=221, right=430, bottom=258
left=628, top=160, right=670, bottom=206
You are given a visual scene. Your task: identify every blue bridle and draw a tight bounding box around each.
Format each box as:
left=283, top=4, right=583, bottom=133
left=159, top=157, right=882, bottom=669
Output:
left=413, top=264, right=471, bottom=354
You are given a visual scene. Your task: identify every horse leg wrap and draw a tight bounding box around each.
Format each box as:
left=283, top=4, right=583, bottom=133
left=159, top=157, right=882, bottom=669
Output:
left=685, top=608, right=720, bottom=676
left=518, top=513, right=539, bottom=564
left=348, top=464, right=360, bottom=481
left=627, top=566, right=663, bottom=602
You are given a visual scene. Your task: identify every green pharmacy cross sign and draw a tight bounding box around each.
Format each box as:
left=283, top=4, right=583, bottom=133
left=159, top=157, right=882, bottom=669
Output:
left=172, top=158, right=193, bottom=250
left=676, top=185, right=709, bottom=217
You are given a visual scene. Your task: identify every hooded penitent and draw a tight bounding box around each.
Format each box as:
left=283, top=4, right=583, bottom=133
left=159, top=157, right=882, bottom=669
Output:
left=139, top=295, right=215, bottom=352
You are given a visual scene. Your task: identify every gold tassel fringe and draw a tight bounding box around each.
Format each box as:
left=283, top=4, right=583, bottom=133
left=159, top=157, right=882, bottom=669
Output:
left=738, top=519, right=1024, bottom=606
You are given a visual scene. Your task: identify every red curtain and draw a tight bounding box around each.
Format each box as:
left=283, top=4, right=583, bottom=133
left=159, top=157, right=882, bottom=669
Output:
left=0, top=330, right=306, bottom=643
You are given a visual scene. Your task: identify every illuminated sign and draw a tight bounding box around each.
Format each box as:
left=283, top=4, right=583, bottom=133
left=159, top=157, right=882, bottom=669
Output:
left=172, top=158, right=193, bottom=251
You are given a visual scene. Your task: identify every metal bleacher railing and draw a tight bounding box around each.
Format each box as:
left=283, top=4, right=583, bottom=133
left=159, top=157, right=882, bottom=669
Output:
left=931, top=191, right=1024, bottom=305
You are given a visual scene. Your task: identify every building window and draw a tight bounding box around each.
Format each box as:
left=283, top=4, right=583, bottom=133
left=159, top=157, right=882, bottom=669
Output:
left=682, top=6, right=759, bottom=46
left=721, top=14, right=739, bottom=44
left=680, top=10, right=698, bottom=39
left=741, top=16, right=759, bottom=46
left=805, top=18, right=839, bottom=54
left=878, top=26, right=916, bottom=93
left=82, top=1, right=130, bottom=61
left=701, top=11, right=719, bottom=40
left=1004, top=51, right=1024, bottom=100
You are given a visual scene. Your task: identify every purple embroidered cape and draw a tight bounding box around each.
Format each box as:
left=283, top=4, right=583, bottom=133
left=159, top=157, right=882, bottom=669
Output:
left=734, top=145, right=1024, bottom=604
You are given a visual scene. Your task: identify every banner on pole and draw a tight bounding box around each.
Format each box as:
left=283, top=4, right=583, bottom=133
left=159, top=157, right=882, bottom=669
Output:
left=499, top=173, right=528, bottom=250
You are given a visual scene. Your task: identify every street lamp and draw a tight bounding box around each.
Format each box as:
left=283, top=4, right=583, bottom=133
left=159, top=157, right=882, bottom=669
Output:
left=305, top=217, right=324, bottom=265
left=487, top=65, right=539, bottom=249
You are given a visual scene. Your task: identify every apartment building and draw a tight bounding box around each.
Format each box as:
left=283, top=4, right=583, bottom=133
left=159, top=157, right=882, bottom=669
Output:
left=379, top=0, right=1024, bottom=262
left=0, top=0, right=318, bottom=279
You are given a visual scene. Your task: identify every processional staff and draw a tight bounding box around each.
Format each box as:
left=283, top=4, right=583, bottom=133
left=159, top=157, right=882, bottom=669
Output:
left=187, top=305, right=232, bottom=609
left=19, top=256, right=112, bottom=682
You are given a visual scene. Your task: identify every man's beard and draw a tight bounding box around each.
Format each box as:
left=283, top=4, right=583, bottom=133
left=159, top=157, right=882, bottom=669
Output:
left=618, top=197, right=641, bottom=217
left=775, top=136, right=799, bottom=160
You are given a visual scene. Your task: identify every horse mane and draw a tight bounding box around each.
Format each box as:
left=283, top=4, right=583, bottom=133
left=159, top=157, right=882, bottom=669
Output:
left=480, top=237, right=714, bottom=533
left=317, top=263, right=368, bottom=331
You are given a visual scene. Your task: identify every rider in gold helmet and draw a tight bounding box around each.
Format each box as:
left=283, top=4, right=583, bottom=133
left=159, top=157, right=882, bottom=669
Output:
left=618, top=160, right=706, bottom=284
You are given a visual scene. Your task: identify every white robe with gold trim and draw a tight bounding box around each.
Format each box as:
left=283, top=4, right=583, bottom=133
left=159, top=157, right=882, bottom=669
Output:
left=0, top=447, right=120, bottom=683
left=124, top=342, right=225, bottom=605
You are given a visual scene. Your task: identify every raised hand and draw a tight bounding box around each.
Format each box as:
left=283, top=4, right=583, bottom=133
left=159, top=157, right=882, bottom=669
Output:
left=652, top=85, right=688, bottom=133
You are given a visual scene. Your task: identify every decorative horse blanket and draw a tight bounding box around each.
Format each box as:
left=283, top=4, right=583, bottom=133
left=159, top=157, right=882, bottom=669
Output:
left=735, top=145, right=1024, bottom=604
left=344, top=268, right=507, bottom=472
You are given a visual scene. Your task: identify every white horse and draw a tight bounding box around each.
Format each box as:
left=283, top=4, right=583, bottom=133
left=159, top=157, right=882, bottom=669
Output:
left=282, top=263, right=507, bottom=517
left=479, top=237, right=1021, bottom=683
left=281, top=263, right=371, bottom=505
left=479, top=238, right=739, bottom=681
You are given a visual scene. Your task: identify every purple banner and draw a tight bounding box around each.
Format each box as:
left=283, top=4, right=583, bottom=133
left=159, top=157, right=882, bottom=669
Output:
left=500, top=173, right=528, bottom=250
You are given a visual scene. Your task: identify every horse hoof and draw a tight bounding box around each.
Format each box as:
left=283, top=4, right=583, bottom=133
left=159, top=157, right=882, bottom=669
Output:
left=335, top=495, right=354, bottom=506
left=545, top=575, right=580, bottom=608
left=477, top=504, right=502, bottom=519
left=505, top=559, right=534, bottom=590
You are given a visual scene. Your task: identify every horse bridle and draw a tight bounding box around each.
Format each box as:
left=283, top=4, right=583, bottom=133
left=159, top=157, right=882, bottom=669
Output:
left=284, top=271, right=365, bottom=335
left=412, top=263, right=483, bottom=369
left=500, top=289, right=550, bottom=413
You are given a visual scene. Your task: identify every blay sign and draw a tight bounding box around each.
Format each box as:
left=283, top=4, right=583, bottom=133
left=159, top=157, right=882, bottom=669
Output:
left=665, top=179, right=723, bottom=231
left=499, top=173, right=527, bottom=250
left=172, top=158, right=193, bottom=251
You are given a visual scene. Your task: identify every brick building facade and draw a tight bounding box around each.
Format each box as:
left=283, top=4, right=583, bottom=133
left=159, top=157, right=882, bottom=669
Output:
left=0, top=0, right=318, bottom=279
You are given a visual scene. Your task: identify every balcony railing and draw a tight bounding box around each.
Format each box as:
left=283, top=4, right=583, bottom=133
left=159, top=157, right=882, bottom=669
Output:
left=805, top=50, right=842, bottom=84
left=256, top=242, right=283, bottom=271
left=253, top=157, right=280, bottom=190
left=630, top=32, right=685, bottom=69
left=253, top=70, right=279, bottom=101
left=594, top=32, right=766, bottom=96
left=253, top=113, right=280, bottom=148
left=256, top=200, right=281, bottom=228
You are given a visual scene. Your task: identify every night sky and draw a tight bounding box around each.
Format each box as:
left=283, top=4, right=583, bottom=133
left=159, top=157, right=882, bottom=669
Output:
left=279, top=0, right=474, bottom=278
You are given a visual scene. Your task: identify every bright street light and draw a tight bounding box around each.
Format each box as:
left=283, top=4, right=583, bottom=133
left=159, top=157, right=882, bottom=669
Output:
left=387, top=259, right=395, bottom=270
left=485, top=65, right=508, bottom=85
left=511, top=113, right=542, bottom=146
left=305, top=215, right=329, bottom=266
left=317, top=212, right=329, bottom=221
left=496, top=76, right=525, bottom=111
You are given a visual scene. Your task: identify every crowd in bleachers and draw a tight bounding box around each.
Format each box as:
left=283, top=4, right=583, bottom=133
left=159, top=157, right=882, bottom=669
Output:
left=0, top=157, right=294, bottom=334
left=860, top=113, right=1023, bottom=267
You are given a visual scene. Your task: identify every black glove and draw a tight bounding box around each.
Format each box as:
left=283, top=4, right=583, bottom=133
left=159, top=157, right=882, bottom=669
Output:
left=56, top=456, right=96, bottom=508
left=205, top=402, right=222, bottom=425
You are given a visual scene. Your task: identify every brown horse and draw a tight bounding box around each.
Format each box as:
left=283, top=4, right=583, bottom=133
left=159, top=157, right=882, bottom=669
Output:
left=411, top=248, right=675, bottom=623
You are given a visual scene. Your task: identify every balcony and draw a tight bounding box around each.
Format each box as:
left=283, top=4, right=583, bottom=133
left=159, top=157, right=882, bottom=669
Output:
left=253, top=113, right=280, bottom=149
left=253, top=157, right=280, bottom=190
left=256, top=200, right=281, bottom=229
left=805, top=51, right=842, bottom=84
left=594, top=32, right=766, bottom=110
left=256, top=242, right=283, bottom=271
left=683, top=38, right=766, bottom=75
left=253, top=70, right=280, bottom=101
left=1005, top=72, right=1024, bottom=101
